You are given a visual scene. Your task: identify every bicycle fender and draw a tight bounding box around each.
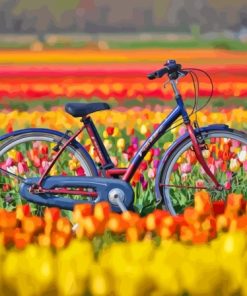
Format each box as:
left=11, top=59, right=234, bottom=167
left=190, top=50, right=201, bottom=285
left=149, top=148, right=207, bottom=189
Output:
left=0, top=128, right=98, bottom=176
left=154, top=124, right=230, bottom=204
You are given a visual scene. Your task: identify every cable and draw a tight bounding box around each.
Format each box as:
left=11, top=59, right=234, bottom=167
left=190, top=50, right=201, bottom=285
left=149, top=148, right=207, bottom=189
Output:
left=185, top=68, right=214, bottom=112
left=160, top=67, right=214, bottom=135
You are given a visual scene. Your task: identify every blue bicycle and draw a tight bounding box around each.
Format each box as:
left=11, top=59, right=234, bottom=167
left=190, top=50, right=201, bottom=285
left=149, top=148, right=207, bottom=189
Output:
left=0, top=60, right=246, bottom=215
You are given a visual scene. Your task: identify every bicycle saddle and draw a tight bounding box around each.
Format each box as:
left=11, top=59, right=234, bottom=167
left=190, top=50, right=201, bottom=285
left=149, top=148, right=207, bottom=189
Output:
left=65, top=102, right=110, bottom=117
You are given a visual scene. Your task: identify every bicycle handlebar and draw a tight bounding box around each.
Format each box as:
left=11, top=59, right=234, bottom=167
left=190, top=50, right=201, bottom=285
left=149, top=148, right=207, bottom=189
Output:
left=147, top=60, right=182, bottom=80
left=147, top=67, right=169, bottom=80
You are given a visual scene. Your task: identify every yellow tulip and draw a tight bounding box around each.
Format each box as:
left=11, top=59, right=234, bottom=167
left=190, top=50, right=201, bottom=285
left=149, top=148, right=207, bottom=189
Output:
left=117, top=138, right=125, bottom=150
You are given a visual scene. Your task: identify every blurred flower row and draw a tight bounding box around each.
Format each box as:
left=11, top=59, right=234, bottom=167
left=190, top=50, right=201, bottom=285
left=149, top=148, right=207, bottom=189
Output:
left=0, top=66, right=246, bottom=99
left=0, top=192, right=246, bottom=249
left=0, top=193, right=247, bottom=295
left=0, top=48, right=246, bottom=64
left=1, top=107, right=247, bottom=133
left=0, top=81, right=246, bottom=99
left=1, top=232, right=247, bottom=296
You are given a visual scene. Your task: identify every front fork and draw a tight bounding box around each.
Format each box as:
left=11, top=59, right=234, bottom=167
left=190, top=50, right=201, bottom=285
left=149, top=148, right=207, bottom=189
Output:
left=171, top=79, right=223, bottom=191
left=186, top=122, right=223, bottom=190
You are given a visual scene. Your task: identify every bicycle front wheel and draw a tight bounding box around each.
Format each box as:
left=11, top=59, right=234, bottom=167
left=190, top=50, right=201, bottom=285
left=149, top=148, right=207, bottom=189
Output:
left=0, top=131, right=97, bottom=214
left=158, top=128, right=247, bottom=215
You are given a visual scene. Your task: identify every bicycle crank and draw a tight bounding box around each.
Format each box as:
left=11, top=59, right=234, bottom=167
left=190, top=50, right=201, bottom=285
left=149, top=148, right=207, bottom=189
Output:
left=19, top=176, right=134, bottom=213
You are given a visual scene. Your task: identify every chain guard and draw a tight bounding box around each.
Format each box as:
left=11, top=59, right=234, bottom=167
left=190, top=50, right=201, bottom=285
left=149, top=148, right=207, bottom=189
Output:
left=20, top=176, right=134, bottom=213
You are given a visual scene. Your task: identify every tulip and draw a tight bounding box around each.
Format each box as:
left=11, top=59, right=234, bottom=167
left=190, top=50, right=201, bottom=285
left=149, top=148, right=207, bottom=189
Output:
left=76, top=167, right=85, bottom=176
left=94, top=202, right=111, bottom=222
left=243, top=160, right=247, bottom=171
left=103, top=139, right=112, bottom=150
left=144, top=151, right=153, bottom=162
left=178, top=126, right=187, bottom=136
left=16, top=204, right=31, bottom=220
left=153, top=148, right=160, bottom=157
left=106, top=126, right=114, bottom=136
left=238, top=150, right=247, bottom=162
left=140, top=124, right=147, bottom=135
left=131, top=136, right=138, bottom=146
left=202, top=149, right=210, bottom=159
left=181, top=173, right=188, bottom=182
left=141, top=180, right=148, bottom=191
left=148, top=168, right=156, bottom=179
left=73, top=204, right=93, bottom=222
left=195, top=179, right=205, bottom=188
left=229, top=158, right=240, bottom=172
left=180, top=163, right=192, bottom=174
left=116, top=138, right=125, bottom=150
left=153, top=159, right=160, bottom=169
left=215, top=159, right=223, bottom=169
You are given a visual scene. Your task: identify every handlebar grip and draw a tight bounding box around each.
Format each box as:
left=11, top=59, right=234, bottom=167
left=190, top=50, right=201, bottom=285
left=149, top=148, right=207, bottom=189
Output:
left=147, top=67, right=169, bottom=80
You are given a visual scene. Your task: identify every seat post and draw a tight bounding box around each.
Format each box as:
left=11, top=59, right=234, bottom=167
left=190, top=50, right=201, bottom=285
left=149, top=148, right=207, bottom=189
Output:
left=82, top=116, right=114, bottom=169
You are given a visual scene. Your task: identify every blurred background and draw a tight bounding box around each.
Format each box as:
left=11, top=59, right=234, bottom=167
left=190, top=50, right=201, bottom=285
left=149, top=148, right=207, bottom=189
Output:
left=0, top=0, right=246, bottom=111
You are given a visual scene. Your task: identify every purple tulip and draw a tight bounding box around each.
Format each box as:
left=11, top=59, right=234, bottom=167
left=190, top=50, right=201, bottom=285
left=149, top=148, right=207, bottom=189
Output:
left=153, top=159, right=160, bottom=169
left=141, top=180, right=148, bottom=191
left=131, top=137, right=138, bottom=146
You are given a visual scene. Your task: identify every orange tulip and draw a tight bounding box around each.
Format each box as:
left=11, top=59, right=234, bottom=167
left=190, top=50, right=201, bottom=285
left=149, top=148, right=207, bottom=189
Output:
left=22, top=216, right=44, bottom=235
left=94, top=202, right=111, bottom=222
left=16, top=204, right=31, bottom=220
left=14, top=232, right=32, bottom=250
left=194, top=191, right=213, bottom=217
left=107, top=213, right=127, bottom=234
left=51, top=231, right=70, bottom=249
left=73, top=203, right=93, bottom=222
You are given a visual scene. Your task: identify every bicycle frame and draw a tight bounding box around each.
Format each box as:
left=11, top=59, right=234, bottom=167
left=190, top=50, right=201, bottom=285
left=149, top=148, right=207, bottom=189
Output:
left=26, top=76, right=220, bottom=196
left=34, top=95, right=184, bottom=182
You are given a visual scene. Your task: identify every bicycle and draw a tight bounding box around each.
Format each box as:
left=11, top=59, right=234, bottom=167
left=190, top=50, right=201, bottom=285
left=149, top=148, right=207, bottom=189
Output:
left=0, top=59, right=246, bottom=216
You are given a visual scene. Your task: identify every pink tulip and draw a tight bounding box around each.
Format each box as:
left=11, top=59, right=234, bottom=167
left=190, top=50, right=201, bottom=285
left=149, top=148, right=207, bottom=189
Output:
left=76, top=167, right=85, bottom=176
left=232, top=140, right=240, bottom=147
left=224, top=181, right=231, bottom=190
left=148, top=168, right=155, bottom=179
left=179, top=126, right=187, bottom=136
left=17, top=162, right=28, bottom=175
left=33, top=141, right=41, bottom=149
left=226, top=171, right=232, bottom=180
left=215, top=159, right=223, bottom=169
left=180, top=163, right=192, bottom=174
left=153, top=148, right=161, bottom=157
left=208, top=164, right=216, bottom=175
left=6, top=157, right=14, bottom=167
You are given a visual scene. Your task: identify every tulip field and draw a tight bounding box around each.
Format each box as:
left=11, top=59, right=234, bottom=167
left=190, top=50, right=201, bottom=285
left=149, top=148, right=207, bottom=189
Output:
left=0, top=46, right=246, bottom=295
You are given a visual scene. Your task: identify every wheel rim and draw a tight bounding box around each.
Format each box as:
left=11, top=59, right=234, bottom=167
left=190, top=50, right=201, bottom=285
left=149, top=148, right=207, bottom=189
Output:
left=161, top=131, right=247, bottom=214
left=0, top=134, right=95, bottom=214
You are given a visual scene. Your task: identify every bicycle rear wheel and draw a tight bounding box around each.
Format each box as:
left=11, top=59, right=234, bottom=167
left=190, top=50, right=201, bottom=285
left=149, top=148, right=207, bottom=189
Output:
left=0, top=131, right=97, bottom=215
left=158, top=128, right=247, bottom=215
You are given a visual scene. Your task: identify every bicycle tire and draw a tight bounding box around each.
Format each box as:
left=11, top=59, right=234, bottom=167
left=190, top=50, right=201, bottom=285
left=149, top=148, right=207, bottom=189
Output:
left=157, top=128, right=247, bottom=215
left=0, top=131, right=98, bottom=214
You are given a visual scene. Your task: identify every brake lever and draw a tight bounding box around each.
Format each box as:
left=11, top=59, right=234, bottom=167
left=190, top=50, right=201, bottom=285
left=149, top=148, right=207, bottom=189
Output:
left=163, top=71, right=188, bottom=88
